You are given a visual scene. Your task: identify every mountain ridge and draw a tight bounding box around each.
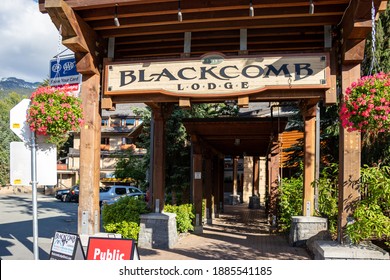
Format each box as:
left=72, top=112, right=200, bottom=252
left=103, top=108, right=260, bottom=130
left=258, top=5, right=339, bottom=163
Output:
left=0, top=77, right=40, bottom=96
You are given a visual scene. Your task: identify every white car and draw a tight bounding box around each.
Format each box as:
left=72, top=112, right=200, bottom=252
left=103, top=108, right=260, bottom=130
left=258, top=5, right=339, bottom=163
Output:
left=99, top=185, right=144, bottom=206
left=101, top=192, right=145, bottom=208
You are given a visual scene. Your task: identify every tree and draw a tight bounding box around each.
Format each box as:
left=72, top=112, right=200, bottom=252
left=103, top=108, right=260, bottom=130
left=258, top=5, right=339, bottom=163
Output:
left=0, top=92, right=25, bottom=186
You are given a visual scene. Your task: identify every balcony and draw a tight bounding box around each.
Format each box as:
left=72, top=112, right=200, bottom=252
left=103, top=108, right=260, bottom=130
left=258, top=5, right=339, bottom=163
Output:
left=100, top=144, right=110, bottom=151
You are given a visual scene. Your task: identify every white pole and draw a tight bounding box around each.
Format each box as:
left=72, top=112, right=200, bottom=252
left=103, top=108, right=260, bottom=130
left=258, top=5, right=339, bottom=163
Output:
left=30, top=131, right=39, bottom=260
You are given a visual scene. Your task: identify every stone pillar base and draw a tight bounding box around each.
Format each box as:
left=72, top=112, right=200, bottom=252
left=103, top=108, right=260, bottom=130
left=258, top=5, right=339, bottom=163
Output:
left=289, top=216, right=328, bottom=246
left=194, top=225, right=203, bottom=234
left=248, top=196, right=261, bottom=209
left=229, top=194, right=240, bottom=205
left=138, top=212, right=178, bottom=249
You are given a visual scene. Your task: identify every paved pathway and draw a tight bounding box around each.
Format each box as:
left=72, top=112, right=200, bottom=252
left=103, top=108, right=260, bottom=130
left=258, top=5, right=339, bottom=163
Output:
left=139, top=204, right=312, bottom=260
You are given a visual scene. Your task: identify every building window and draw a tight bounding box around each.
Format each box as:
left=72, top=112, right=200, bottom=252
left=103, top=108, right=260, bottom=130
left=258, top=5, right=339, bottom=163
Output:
left=101, top=119, right=108, bottom=127
left=121, top=118, right=135, bottom=126
left=110, top=118, right=121, bottom=128
left=122, top=137, right=132, bottom=145
left=101, top=137, right=110, bottom=145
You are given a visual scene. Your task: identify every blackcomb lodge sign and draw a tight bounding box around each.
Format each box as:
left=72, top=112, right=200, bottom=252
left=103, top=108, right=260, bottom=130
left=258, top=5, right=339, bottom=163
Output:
left=104, top=54, right=329, bottom=96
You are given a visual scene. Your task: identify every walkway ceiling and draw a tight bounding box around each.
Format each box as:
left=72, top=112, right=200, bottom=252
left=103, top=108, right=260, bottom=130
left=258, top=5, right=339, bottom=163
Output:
left=183, top=117, right=288, bottom=157
left=39, top=0, right=386, bottom=61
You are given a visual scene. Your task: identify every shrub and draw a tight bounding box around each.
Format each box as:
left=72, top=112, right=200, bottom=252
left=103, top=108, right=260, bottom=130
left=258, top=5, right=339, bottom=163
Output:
left=346, top=165, right=390, bottom=245
left=164, top=203, right=195, bottom=233
left=314, top=163, right=339, bottom=236
left=104, top=221, right=140, bottom=240
left=102, top=196, right=150, bottom=240
left=278, top=176, right=303, bottom=232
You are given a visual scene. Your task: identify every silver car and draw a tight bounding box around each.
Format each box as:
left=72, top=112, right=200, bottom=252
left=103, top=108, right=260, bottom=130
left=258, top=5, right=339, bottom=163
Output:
left=99, top=185, right=143, bottom=206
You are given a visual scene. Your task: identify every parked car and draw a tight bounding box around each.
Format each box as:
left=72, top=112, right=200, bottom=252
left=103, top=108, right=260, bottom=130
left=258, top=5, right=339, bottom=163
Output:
left=101, top=192, right=145, bottom=208
left=64, top=185, right=79, bottom=202
left=55, top=188, right=70, bottom=202
left=99, top=185, right=143, bottom=206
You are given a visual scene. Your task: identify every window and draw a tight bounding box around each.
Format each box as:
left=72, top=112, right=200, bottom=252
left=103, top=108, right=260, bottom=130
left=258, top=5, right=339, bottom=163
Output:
left=122, top=137, right=132, bottom=145
left=115, top=187, right=127, bottom=195
left=121, top=118, right=135, bottom=126
left=110, top=118, right=121, bottom=127
left=101, top=119, right=108, bottom=126
left=101, top=138, right=110, bottom=145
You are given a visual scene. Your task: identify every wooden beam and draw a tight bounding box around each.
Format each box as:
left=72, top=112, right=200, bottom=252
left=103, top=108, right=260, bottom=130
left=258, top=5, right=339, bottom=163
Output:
left=340, top=0, right=384, bottom=63
left=45, top=0, right=103, bottom=74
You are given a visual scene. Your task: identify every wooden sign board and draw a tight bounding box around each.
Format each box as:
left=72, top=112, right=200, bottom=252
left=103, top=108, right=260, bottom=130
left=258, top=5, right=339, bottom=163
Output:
left=104, top=53, right=329, bottom=97
left=86, top=237, right=139, bottom=260
left=49, top=231, right=85, bottom=260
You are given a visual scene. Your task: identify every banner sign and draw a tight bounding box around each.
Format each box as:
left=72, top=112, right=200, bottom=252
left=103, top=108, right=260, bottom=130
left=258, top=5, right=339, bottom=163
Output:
left=49, top=55, right=81, bottom=96
left=105, top=53, right=328, bottom=95
left=86, top=237, right=139, bottom=260
left=49, top=231, right=85, bottom=260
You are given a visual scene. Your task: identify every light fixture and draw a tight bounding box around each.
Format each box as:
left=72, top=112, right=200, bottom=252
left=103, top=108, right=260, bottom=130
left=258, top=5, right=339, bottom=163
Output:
left=114, top=4, right=120, bottom=27
left=309, top=0, right=314, bottom=14
left=249, top=0, right=254, bottom=17
left=234, top=139, right=241, bottom=146
left=178, top=0, right=183, bottom=22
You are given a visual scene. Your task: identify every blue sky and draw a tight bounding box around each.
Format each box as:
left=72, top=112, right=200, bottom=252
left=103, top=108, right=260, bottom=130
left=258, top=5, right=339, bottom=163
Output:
left=0, top=0, right=67, bottom=82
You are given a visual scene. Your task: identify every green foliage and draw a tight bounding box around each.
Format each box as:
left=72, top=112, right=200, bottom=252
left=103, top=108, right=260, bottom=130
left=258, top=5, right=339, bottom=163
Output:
left=314, top=163, right=339, bottom=236
left=104, top=221, right=140, bottom=240
left=278, top=176, right=303, bottom=232
left=114, top=149, right=147, bottom=188
left=164, top=203, right=195, bottom=233
left=347, top=165, right=390, bottom=244
left=102, top=196, right=150, bottom=240
left=0, top=92, right=25, bottom=186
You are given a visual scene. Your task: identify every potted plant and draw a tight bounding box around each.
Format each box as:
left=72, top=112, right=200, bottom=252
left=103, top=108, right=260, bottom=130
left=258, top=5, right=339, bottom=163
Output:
left=27, top=85, right=84, bottom=146
left=340, top=72, right=390, bottom=140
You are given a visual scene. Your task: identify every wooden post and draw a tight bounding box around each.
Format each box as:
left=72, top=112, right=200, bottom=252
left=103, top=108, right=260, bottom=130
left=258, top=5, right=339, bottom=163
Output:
left=150, top=104, right=170, bottom=213
left=268, top=143, right=280, bottom=222
left=302, top=102, right=317, bottom=216
left=233, top=156, right=238, bottom=195
left=219, top=157, right=225, bottom=214
left=78, top=74, right=101, bottom=235
left=192, top=147, right=203, bottom=233
left=338, top=64, right=361, bottom=243
left=204, top=157, right=214, bottom=223
left=253, top=156, right=259, bottom=196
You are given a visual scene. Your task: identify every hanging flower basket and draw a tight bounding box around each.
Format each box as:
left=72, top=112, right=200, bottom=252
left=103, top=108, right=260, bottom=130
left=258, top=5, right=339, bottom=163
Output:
left=340, top=72, right=390, bottom=137
left=27, top=86, right=84, bottom=146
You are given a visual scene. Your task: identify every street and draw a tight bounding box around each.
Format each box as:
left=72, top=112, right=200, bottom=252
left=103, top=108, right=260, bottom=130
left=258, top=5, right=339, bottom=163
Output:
left=0, top=192, right=78, bottom=260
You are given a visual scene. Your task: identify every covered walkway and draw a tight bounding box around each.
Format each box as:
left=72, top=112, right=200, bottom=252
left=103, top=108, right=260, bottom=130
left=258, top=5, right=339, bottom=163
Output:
left=138, top=204, right=311, bottom=260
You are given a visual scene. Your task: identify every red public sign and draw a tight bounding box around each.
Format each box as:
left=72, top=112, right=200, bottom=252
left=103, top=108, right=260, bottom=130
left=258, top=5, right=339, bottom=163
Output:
left=86, top=237, right=139, bottom=260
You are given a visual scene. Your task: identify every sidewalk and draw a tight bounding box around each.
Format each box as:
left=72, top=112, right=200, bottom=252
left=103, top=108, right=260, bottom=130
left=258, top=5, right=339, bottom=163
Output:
left=139, top=204, right=312, bottom=260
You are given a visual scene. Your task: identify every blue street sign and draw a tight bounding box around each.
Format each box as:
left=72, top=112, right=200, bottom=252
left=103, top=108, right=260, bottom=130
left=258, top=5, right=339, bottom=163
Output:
left=49, top=55, right=81, bottom=86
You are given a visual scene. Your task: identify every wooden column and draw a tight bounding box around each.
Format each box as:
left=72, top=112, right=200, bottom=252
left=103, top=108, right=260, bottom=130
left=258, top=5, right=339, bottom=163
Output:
left=302, top=102, right=317, bottom=216
left=338, top=64, right=361, bottom=243
left=219, top=157, right=225, bottom=214
left=78, top=74, right=101, bottom=235
left=233, top=156, right=238, bottom=195
left=214, top=157, right=222, bottom=217
left=268, top=143, right=280, bottom=222
left=253, top=156, right=259, bottom=196
left=150, top=104, right=170, bottom=213
left=192, top=138, right=203, bottom=233
left=204, top=156, right=214, bottom=224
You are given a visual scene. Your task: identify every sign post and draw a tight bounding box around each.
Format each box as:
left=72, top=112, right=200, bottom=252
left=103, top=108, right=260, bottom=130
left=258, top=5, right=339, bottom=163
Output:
left=9, top=99, right=57, bottom=260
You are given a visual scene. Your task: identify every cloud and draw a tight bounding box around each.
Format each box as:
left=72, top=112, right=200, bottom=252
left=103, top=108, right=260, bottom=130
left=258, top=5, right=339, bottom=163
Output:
left=0, top=0, right=66, bottom=83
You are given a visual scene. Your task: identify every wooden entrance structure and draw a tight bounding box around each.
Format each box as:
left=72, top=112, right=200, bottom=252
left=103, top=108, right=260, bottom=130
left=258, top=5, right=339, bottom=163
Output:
left=39, top=0, right=387, bottom=243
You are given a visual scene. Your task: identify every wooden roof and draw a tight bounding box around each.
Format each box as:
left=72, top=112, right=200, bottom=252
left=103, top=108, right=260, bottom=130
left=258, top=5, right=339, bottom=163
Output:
left=39, top=0, right=387, bottom=62
left=183, top=117, right=288, bottom=156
